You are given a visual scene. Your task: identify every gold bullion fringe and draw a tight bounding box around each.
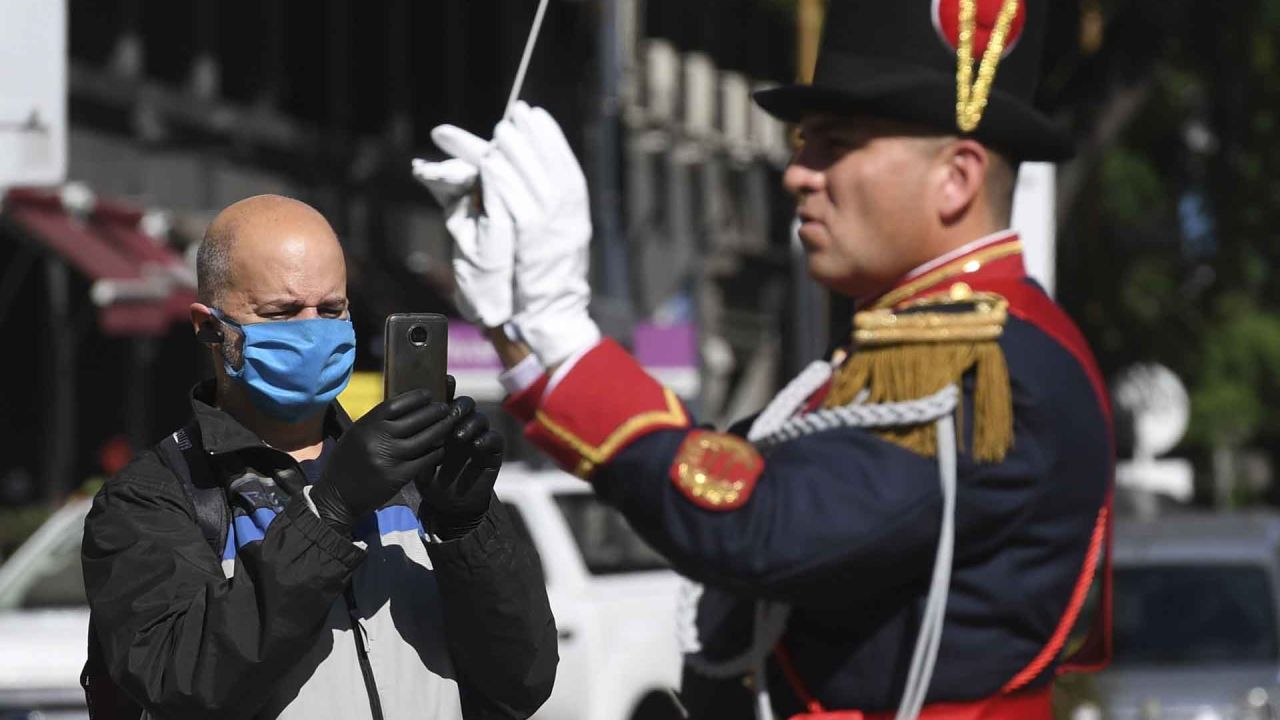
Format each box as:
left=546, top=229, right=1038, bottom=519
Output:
left=822, top=340, right=1013, bottom=462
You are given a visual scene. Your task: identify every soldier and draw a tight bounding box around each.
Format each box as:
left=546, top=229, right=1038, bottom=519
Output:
left=415, top=0, right=1112, bottom=717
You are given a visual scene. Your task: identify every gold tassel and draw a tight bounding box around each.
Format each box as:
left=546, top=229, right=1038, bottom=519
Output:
left=823, top=339, right=1013, bottom=463
left=972, top=342, right=1013, bottom=462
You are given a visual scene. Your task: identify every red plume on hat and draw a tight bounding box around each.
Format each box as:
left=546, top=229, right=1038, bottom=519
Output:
left=934, top=0, right=1027, bottom=58
left=755, top=0, right=1072, bottom=161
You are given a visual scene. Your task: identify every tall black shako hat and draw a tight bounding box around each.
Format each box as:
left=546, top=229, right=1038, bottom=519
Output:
left=755, top=0, right=1072, bottom=161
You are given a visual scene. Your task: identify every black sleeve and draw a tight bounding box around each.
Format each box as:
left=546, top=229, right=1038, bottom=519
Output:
left=426, top=495, right=558, bottom=719
left=81, top=455, right=366, bottom=720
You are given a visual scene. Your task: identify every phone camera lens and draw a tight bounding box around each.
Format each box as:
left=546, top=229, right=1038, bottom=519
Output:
left=408, top=325, right=429, bottom=346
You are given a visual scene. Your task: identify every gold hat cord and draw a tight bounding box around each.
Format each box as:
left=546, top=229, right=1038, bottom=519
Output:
left=956, top=0, right=1021, bottom=132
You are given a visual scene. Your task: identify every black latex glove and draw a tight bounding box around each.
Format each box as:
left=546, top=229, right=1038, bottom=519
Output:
left=310, top=388, right=462, bottom=536
left=417, top=396, right=505, bottom=540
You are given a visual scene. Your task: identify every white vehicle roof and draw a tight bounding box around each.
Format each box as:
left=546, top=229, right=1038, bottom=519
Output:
left=495, top=462, right=590, bottom=495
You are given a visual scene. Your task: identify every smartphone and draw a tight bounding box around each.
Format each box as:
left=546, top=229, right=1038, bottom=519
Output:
left=383, top=314, right=450, bottom=402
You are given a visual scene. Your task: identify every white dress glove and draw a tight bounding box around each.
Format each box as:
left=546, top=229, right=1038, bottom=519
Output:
left=412, top=130, right=515, bottom=329
left=482, top=102, right=601, bottom=367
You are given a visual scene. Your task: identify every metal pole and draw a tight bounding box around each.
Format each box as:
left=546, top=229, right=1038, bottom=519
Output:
left=594, top=0, right=633, bottom=330
left=109, top=0, right=143, bottom=79
left=189, top=0, right=220, bottom=101
left=43, top=258, right=74, bottom=500
left=386, top=0, right=412, bottom=149
left=445, top=0, right=467, bottom=119
left=257, top=0, right=286, bottom=110
left=125, top=338, right=157, bottom=451
left=325, top=0, right=353, bottom=237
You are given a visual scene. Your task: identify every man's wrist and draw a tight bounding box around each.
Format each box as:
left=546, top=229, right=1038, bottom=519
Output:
left=499, top=353, right=545, bottom=396
left=421, top=501, right=491, bottom=542
left=308, top=483, right=354, bottom=536
left=429, top=515, right=484, bottom=542
left=485, top=325, right=534, bottom=369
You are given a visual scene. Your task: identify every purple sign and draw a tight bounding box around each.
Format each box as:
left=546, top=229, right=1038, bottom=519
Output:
left=447, top=323, right=503, bottom=371
left=446, top=319, right=701, bottom=400
left=633, top=322, right=698, bottom=368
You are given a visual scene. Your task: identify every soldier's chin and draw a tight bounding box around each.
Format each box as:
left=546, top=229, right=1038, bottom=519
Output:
left=806, top=256, right=884, bottom=298
left=805, top=255, right=848, bottom=293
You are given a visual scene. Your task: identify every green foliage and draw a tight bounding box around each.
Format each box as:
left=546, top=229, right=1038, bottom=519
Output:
left=1117, top=257, right=1178, bottom=327
left=1058, top=1, right=1280, bottom=465
left=1098, top=148, right=1168, bottom=228
left=1188, top=297, right=1280, bottom=446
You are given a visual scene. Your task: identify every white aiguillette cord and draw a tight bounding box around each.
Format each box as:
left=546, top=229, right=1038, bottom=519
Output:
left=504, top=0, right=551, bottom=120
left=745, top=363, right=960, bottom=720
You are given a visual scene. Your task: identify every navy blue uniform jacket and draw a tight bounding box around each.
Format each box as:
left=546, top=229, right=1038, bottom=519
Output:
left=505, top=236, right=1112, bottom=715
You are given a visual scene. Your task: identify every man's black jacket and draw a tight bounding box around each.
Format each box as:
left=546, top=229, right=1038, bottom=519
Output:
left=82, top=382, right=558, bottom=719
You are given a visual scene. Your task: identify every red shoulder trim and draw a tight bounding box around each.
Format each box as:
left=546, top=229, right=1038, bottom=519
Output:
left=973, top=277, right=1116, bottom=685
left=978, top=278, right=1111, bottom=422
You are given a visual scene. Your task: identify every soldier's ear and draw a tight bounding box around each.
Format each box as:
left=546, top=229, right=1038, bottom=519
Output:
left=935, top=139, right=989, bottom=226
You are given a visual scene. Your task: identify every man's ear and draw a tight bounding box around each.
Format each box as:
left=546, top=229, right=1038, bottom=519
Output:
left=190, top=303, right=224, bottom=344
left=935, top=139, right=990, bottom=227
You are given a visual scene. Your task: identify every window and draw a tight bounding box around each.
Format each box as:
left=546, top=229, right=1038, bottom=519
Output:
left=553, top=493, right=669, bottom=576
left=1113, top=564, right=1279, bottom=665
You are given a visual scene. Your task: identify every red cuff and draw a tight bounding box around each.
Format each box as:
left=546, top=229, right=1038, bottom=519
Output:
left=524, top=338, right=690, bottom=477
left=503, top=373, right=550, bottom=425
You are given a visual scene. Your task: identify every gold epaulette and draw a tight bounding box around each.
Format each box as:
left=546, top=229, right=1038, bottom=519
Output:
left=824, top=282, right=1014, bottom=462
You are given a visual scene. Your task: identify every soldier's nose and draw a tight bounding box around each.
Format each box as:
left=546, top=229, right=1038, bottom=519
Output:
left=783, top=163, right=825, bottom=198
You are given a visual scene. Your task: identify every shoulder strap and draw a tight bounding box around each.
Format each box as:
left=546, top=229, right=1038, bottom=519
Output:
left=157, top=421, right=230, bottom=562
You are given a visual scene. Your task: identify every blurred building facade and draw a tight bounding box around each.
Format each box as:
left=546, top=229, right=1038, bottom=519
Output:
left=0, top=0, right=806, bottom=500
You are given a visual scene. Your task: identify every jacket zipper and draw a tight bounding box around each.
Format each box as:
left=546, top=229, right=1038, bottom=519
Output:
left=345, top=586, right=386, bottom=720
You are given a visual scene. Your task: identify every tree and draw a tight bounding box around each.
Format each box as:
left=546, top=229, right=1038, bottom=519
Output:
left=1048, top=0, right=1280, bottom=498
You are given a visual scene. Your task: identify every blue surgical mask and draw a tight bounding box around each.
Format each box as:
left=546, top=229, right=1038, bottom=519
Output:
left=213, top=309, right=356, bottom=423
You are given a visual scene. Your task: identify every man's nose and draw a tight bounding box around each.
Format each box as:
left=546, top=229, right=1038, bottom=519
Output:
left=295, top=307, right=322, bottom=320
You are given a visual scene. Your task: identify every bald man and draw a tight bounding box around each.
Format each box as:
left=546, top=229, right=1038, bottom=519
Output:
left=82, top=195, right=557, bottom=720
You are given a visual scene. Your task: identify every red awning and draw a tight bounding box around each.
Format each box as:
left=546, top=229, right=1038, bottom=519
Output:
left=90, top=197, right=198, bottom=328
left=2, top=187, right=196, bottom=336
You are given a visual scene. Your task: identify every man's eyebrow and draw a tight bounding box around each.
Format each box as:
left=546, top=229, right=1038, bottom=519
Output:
left=250, top=293, right=347, bottom=311
left=253, top=296, right=303, bottom=308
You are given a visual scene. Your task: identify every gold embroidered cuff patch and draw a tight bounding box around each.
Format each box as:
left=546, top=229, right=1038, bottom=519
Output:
left=669, top=431, right=764, bottom=511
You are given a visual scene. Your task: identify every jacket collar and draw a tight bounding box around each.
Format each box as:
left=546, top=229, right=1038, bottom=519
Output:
left=189, top=379, right=352, bottom=457
left=865, top=230, right=1026, bottom=310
